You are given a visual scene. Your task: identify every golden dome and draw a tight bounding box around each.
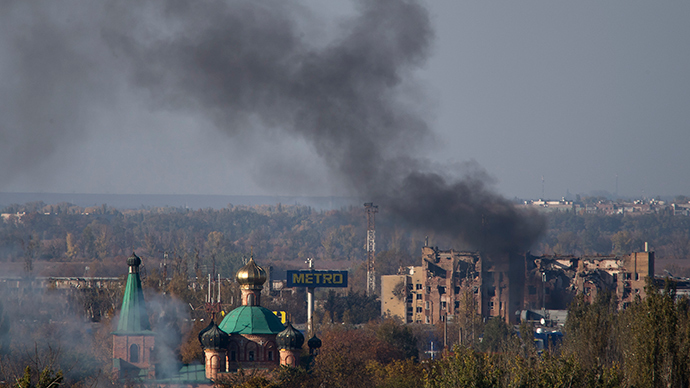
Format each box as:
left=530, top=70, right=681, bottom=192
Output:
left=235, top=256, right=267, bottom=289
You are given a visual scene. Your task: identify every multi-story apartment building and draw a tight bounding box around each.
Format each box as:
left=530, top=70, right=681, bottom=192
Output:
left=382, top=246, right=655, bottom=324
left=382, top=246, right=525, bottom=324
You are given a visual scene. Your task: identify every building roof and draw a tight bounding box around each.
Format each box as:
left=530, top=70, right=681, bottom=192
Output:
left=155, top=364, right=211, bottom=385
left=218, top=306, right=285, bottom=335
left=113, top=360, right=211, bottom=385
left=199, top=320, right=229, bottom=350
left=115, top=254, right=151, bottom=334
left=276, top=322, right=304, bottom=350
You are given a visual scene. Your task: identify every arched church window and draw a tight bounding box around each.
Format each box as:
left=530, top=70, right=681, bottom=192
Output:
left=130, top=344, right=139, bottom=363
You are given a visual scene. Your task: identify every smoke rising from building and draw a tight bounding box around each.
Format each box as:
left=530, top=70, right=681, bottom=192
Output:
left=1, top=0, right=544, bottom=253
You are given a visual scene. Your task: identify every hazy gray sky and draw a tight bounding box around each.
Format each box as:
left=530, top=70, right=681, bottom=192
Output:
left=1, top=0, right=689, bottom=200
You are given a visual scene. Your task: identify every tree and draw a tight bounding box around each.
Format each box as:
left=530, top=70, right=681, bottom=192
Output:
left=374, top=319, right=419, bottom=361
left=620, top=279, right=686, bottom=387
left=0, top=300, right=10, bottom=356
left=563, top=291, right=619, bottom=370
left=14, top=366, right=63, bottom=388
left=478, top=318, right=514, bottom=354
left=424, top=346, right=501, bottom=388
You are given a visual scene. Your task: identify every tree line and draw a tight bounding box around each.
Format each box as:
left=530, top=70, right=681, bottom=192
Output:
left=3, top=201, right=690, bottom=279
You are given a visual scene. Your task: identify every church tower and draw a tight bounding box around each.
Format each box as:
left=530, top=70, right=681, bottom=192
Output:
left=277, top=322, right=304, bottom=367
left=235, top=256, right=266, bottom=306
left=217, top=256, right=284, bottom=370
left=199, top=320, right=229, bottom=380
left=112, top=253, right=156, bottom=379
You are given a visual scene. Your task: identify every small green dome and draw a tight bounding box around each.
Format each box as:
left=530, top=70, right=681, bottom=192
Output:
left=218, top=306, right=285, bottom=335
left=127, top=252, right=141, bottom=267
left=277, top=322, right=304, bottom=350
left=198, top=320, right=229, bottom=350
left=307, top=334, right=322, bottom=350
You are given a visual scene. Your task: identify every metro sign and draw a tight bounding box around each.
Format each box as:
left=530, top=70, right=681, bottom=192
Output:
left=286, top=270, right=348, bottom=288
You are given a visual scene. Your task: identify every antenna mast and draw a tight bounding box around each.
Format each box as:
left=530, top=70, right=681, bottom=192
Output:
left=541, top=175, right=545, bottom=199
left=364, top=203, right=378, bottom=297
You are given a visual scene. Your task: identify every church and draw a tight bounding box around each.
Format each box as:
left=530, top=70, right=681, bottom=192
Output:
left=112, top=252, right=319, bottom=385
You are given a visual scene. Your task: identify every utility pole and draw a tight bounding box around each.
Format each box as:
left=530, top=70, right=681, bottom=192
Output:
left=306, top=258, right=314, bottom=337
left=205, top=273, right=222, bottom=321
left=364, top=203, right=378, bottom=297
left=542, top=271, right=547, bottom=317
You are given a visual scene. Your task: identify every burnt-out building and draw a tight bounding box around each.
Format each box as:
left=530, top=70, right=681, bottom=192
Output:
left=382, top=247, right=655, bottom=325
left=381, top=246, right=525, bottom=325
left=525, top=251, right=654, bottom=310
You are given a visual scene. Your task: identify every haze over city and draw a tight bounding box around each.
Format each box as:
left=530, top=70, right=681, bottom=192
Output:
left=1, top=0, right=689, bottom=200
left=4, top=3, right=690, bottom=387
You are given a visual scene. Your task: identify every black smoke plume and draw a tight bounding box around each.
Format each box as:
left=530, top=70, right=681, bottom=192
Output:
left=3, top=0, right=545, bottom=253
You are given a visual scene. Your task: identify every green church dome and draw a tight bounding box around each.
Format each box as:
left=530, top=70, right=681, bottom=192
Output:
left=277, top=322, right=304, bottom=350
left=218, top=306, right=285, bottom=335
left=199, top=320, right=230, bottom=350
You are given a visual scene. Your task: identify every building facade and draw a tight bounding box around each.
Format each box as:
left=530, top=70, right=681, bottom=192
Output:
left=382, top=246, right=524, bottom=325
left=382, top=246, right=655, bottom=324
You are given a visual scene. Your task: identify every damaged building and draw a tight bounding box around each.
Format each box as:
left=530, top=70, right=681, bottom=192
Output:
left=381, top=246, right=525, bottom=325
left=381, top=246, right=654, bottom=324
left=526, top=250, right=654, bottom=311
